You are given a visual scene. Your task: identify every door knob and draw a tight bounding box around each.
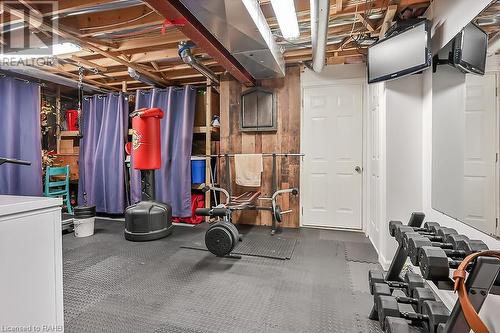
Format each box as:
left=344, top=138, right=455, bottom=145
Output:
left=355, top=166, right=362, bottom=174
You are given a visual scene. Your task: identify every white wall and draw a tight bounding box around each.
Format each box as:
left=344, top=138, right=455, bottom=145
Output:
left=384, top=75, right=424, bottom=263
left=367, top=82, right=386, bottom=265
left=365, top=75, right=425, bottom=268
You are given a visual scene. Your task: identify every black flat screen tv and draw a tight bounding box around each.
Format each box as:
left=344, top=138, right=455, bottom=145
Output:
left=367, top=19, right=431, bottom=84
left=451, top=23, right=487, bottom=75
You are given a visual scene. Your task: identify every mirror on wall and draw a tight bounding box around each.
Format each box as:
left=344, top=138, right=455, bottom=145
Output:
left=431, top=3, right=499, bottom=237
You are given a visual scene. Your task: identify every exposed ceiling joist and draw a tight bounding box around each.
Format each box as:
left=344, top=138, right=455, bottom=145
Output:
left=3, top=4, right=169, bottom=86
left=70, top=55, right=108, bottom=72
left=379, top=5, right=398, bottom=38
left=336, top=0, right=344, bottom=13
left=36, top=64, right=119, bottom=91
left=356, top=13, right=376, bottom=32
left=1, top=0, right=438, bottom=90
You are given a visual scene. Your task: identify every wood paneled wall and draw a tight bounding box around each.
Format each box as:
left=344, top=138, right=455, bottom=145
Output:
left=219, top=66, right=301, bottom=228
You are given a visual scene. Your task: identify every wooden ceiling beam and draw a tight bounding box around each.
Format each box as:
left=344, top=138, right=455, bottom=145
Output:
left=356, top=13, right=376, bottom=32
left=49, top=0, right=122, bottom=17
left=335, top=0, right=344, bottom=13
left=85, top=65, right=225, bottom=82
left=58, top=4, right=163, bottom=37
left=35, top=64, right=119, bottom=91
left=2, top=3, right=168, bottom=87
left=107, top=80, right=142, bottom=86
left=70, top=55, right=108, bottom=72
left=285, top=48, right=363, bottom=63
left=114, top=31, right=187, bottom=52
left=379, top=5, right=398, bottom=38
left=284, top=42, right=359, bottom=58
left=150, top=61, right=169, bottom=81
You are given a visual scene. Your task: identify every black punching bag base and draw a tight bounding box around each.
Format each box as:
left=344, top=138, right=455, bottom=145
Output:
left=124, top=201, right=173, bottom=242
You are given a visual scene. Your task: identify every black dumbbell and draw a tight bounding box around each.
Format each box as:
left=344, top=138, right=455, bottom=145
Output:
left=397, top=226, right=458, bottom=248
left=369, top=270, right=424, bottom=296
left=390, top=220, right=440, bottom=239
left=395, top=224, right=454, bottom=247
left=372, top=283, right=436, bottom=313
left=377, top=295, right=450, bottom=333
left=418, top=241, right=489, bottom=280
left=406, top=234, right=473, bottom=265
left=400, top=228, right=461, bottom=253
left=402, top=227, right=458, bottom=246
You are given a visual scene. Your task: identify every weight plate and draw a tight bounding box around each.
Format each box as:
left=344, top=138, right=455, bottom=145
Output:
left=224, top=221, right=240, bottom=244
left=274, top=205, right=282, bottom=223
left=205, top=224, right=234, bottom=257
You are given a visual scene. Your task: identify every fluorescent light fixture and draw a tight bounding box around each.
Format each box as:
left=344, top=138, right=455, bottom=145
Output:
left=0, top=42, right=81, bottom=62
left=53, top=42, right=81, bottom=55
left=270, top=0, right=300, bottom=39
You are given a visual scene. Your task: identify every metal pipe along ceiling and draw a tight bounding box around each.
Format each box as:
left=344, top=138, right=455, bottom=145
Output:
left=310, top=0, right=330, bottom=72
left=178, top=42, right=220, bottom=86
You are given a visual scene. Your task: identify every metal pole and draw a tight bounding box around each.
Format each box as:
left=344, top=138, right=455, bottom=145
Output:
left=196, top=153, right=304, bottom=158
left=271, top=153, right=277, bottom=234
left=225, top=153, right=231, bottom=197
left=141, top=170, right=155, bottom=201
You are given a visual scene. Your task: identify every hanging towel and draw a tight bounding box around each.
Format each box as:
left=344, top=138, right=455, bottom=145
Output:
left=234, top=154, right=263, bottom=187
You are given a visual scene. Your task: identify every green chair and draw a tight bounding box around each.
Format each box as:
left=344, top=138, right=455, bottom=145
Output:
left=44, top=165, right=73, bottom=214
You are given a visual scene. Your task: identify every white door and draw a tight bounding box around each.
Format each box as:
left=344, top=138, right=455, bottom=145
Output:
left=463, top=74, right=497, bottom=234
left=302, top=83, right=363, bottom=229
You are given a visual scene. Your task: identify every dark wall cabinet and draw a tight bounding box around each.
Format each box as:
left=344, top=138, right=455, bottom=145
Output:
left=240, top=88, right=276, bottom=132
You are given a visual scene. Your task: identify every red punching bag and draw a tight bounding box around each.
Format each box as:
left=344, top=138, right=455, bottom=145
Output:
left=129, top=108, right=163, bottom=170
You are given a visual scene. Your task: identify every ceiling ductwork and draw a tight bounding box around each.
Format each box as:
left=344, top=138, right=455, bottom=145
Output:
left=128, top=67, right=165, bottom=88
left=310, top=0, right=330, bottom=72
left=175, top=0, right=285, bottom=79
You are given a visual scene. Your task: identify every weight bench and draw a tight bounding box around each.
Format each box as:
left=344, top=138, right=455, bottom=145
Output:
left=227, top=191, right=261, bottom=210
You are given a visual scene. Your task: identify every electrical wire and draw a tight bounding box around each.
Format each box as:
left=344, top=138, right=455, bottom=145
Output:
left=80, top=10, right=155, bottom=31
left=99, top=25, right=162, bottom=39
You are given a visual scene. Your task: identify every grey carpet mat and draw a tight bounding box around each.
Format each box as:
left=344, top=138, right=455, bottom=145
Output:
left=63, top=219, right=383, bottom=333
left=181, top=234, right=297, bottom=260
left=345, top=241, right=379, bottom=263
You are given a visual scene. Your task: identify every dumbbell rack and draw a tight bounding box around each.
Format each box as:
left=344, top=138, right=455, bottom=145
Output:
left=424, top=256, right=500, bottom=332
left=371, top=212, right=500, bottom=333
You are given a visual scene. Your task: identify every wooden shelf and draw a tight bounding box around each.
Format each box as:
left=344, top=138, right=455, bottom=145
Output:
left=192, top=183, right=218, bottom=190
left=193, top=126, right=219, bottom=134
left=59, top=131, right=79, bottom=137
left=128, top=127, right=220, bottom=137
left=56, top=153, right=79, bottom=156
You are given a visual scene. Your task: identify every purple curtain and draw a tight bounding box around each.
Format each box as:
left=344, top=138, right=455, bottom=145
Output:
left=78, top=93, right=128, bottom=213
left=130, top=87, right=196, bottom=217
left=0, top=76, right=42, bottom=196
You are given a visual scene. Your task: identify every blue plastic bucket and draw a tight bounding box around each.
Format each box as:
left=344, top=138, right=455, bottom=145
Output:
left=191, top=157, right=206, bottom=184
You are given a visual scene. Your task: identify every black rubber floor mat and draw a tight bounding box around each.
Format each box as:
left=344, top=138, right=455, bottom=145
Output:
left=345, top=241, right=379, bottom=263
left=182, top=235, right=297, bottom=260
left=63, top=220, right=384, bottom=333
